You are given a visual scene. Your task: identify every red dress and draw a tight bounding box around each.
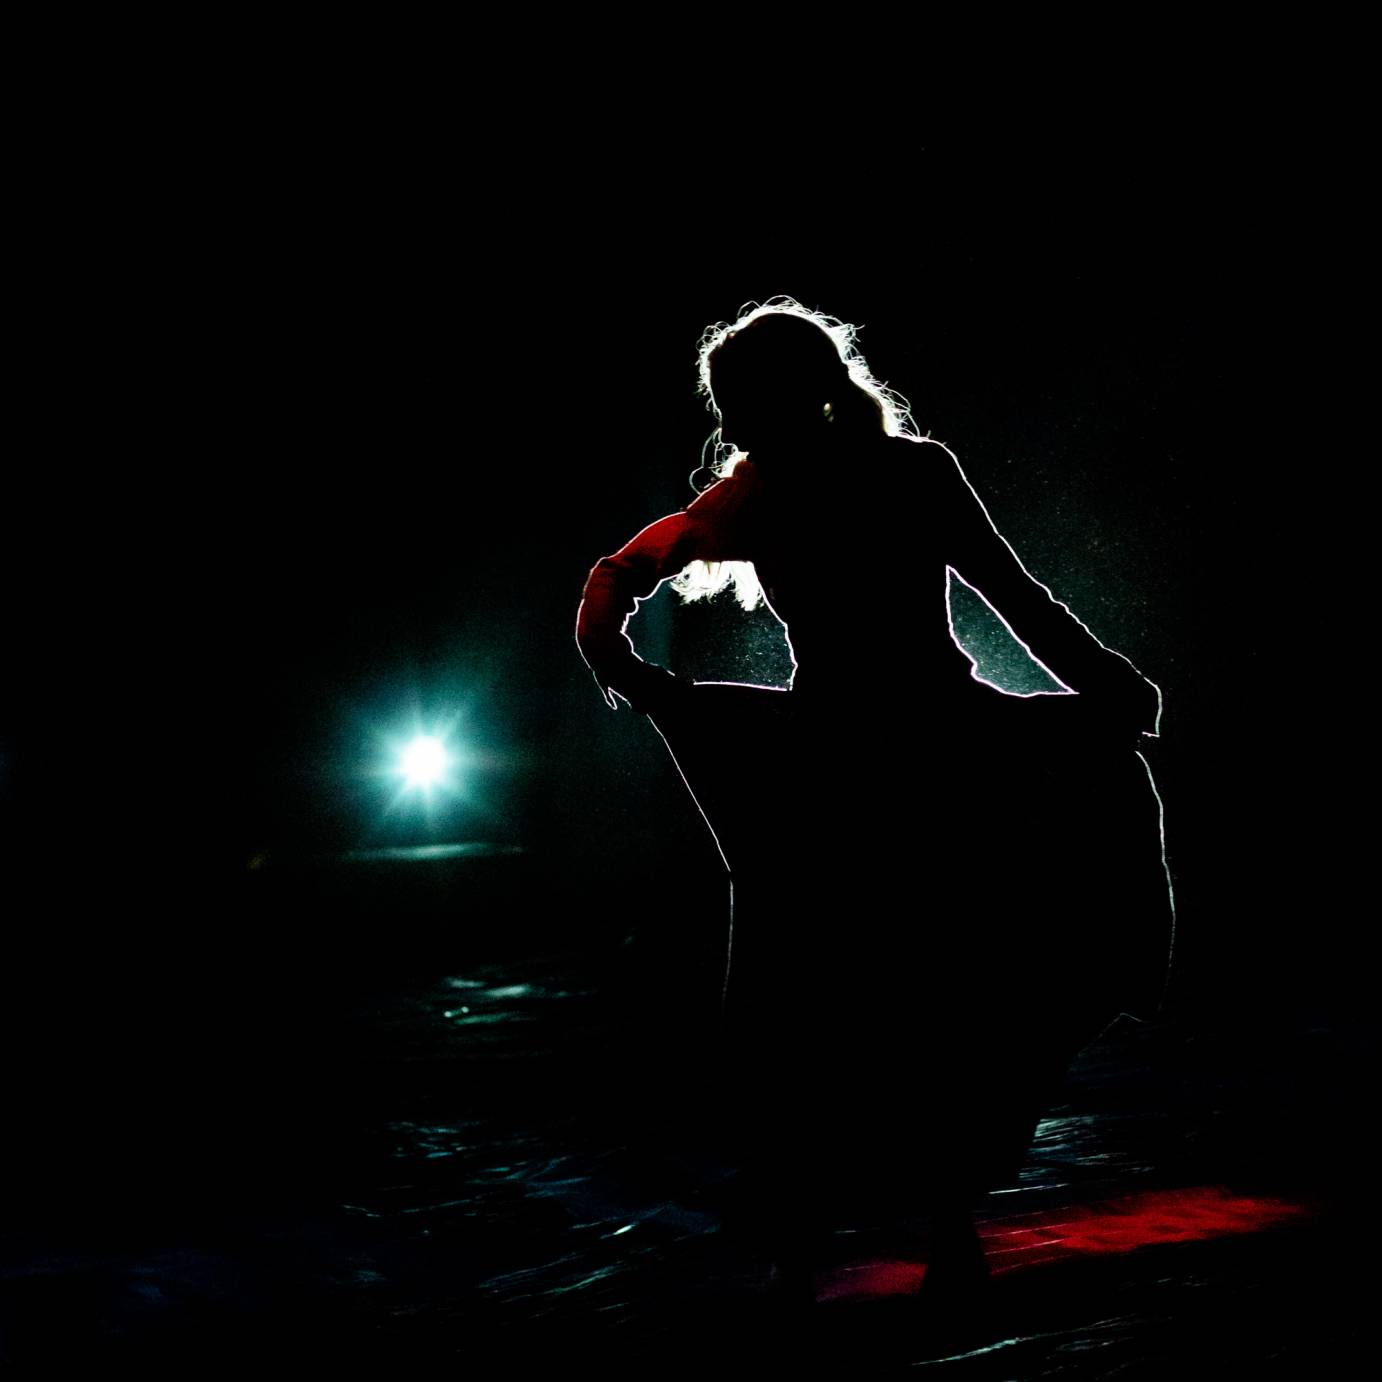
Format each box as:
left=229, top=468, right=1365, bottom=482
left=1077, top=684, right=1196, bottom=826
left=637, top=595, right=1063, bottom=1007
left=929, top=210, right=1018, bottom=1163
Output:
left=577, top=433, right=1170, bottom=1210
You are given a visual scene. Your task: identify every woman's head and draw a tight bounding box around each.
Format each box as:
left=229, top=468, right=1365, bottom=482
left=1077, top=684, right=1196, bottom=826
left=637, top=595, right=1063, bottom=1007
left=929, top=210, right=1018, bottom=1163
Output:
left=696, top=297, right=915, bottom=460
left=671, top=298, right=919, bottom=610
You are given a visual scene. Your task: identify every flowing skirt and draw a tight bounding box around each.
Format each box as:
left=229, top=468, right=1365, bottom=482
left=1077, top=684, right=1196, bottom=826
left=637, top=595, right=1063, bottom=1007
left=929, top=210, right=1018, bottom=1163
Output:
left=647, top=680, right=1171, bottom=1222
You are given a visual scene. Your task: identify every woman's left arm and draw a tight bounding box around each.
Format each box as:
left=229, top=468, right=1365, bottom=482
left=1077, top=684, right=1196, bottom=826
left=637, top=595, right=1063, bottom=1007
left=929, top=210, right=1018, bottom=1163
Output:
left=577, top=466, right=759, bottom=713
left=940, top=446, right=1162, bottom=740
left=576, top=510, right=701, bottom=713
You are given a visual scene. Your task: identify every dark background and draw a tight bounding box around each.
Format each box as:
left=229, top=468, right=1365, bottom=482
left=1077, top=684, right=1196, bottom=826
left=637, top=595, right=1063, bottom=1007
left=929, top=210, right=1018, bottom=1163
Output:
left=3, top=122, right=1354, bottom=1226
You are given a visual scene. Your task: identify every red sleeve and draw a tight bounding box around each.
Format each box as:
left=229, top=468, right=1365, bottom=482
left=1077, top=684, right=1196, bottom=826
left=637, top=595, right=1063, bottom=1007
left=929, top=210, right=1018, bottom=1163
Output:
left=576, top=470, right=755, bottom=709
left=937, top=443, right=1162, bottom=737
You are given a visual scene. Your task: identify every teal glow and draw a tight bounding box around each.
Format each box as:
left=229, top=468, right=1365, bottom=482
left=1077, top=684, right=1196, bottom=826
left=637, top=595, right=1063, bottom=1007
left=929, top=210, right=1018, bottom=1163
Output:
left=357, top=701, right=492, bottom=829
left=401, top=735, right=448, bottom=787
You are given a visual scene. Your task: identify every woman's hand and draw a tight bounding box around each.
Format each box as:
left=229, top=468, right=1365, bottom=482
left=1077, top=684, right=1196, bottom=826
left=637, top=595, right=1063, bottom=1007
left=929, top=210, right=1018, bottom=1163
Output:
left=595, top=658, right=691, bottom=716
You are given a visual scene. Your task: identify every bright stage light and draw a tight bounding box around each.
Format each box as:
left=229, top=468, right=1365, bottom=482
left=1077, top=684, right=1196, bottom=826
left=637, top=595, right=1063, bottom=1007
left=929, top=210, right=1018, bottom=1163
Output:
left=400, top=735, right=449, bottom=787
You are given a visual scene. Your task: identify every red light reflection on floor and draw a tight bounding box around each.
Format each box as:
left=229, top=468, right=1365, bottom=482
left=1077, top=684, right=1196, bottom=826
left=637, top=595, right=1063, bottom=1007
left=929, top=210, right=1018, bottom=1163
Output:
left=817, top=1187, right=1311, bottom=1303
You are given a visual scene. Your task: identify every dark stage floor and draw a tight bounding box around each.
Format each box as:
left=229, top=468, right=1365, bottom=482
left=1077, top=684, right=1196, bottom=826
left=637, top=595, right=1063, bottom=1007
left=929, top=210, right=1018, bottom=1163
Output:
left=1, top=861, right=1367, bottom=1375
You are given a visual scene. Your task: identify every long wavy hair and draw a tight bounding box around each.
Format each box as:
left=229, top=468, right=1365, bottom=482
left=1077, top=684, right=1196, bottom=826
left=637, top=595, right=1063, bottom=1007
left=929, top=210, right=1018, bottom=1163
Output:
left=671, top=297, right=919, bottom=609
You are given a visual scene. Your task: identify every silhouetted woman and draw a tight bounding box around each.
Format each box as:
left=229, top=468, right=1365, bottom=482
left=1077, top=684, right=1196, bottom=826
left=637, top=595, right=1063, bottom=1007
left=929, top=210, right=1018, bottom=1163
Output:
left=576, top=298, right=1170, bottom=1313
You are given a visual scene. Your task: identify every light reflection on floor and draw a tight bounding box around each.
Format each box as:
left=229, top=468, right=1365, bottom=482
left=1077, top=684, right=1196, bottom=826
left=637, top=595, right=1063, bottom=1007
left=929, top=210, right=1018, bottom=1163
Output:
left=0, top=946, right=1365, bottom=1372
left=816, top=1185, right=1313, bottom=1303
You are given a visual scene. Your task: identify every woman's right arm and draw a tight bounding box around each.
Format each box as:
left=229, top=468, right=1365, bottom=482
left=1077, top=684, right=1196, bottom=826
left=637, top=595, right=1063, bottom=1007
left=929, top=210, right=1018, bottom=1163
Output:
left=937, top=444, right=1162, bottom=740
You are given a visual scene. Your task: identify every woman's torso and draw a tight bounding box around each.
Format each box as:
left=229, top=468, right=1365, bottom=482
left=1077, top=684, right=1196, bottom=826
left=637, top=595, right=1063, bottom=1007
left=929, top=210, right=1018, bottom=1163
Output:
left=739, top=434, right=979, bottom=707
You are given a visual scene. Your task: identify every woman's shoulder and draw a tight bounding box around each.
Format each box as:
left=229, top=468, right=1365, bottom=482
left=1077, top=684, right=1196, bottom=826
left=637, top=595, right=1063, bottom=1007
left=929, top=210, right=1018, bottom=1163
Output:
left=879, top=433, right=965, bottom=495
left=685, top=459, right=763, bottom=518
left=887, top=431, right=956, bottom=462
